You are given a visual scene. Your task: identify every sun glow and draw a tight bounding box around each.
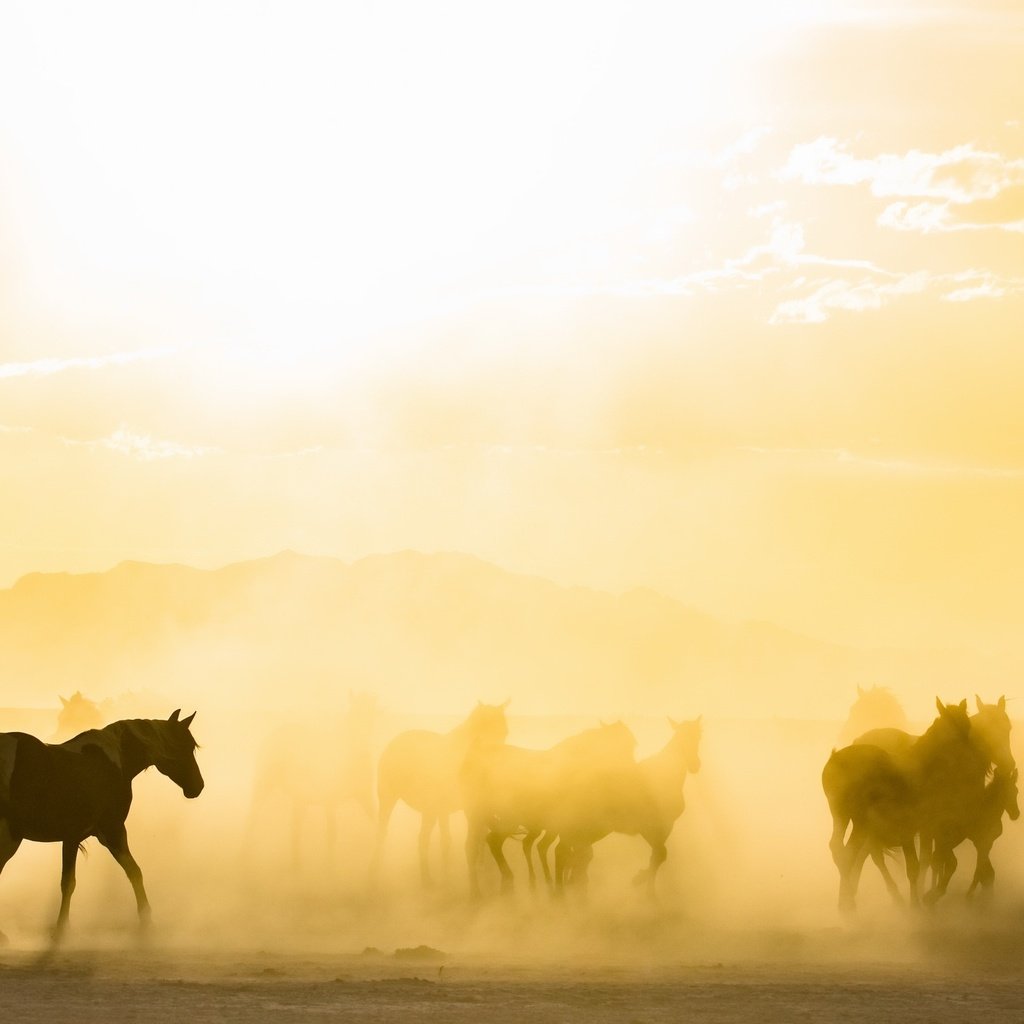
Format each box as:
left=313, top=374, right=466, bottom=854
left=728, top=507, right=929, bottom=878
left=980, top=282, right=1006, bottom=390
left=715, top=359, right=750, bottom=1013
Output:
left=0, top=0, right=842, bottom=355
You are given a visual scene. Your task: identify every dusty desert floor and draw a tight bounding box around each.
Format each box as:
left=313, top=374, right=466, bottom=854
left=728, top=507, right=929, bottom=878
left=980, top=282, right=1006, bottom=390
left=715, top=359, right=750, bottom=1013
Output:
left=2, top=919, right=1024, bottom=1024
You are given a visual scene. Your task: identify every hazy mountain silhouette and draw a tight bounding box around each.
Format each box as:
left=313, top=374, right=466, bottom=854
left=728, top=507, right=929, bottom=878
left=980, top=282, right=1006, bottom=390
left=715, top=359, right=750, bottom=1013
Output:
left=0, top=550, right=998, bottom=717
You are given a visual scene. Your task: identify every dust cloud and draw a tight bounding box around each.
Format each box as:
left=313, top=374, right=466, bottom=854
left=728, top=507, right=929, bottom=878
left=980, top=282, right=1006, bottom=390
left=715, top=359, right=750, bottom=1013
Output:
left=2, top=678, right=1022, bottom=976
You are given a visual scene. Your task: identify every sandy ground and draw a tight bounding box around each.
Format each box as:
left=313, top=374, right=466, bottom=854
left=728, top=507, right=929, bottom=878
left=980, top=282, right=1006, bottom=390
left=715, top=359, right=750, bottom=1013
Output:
left=2, top=926, right=1023, bottom=1024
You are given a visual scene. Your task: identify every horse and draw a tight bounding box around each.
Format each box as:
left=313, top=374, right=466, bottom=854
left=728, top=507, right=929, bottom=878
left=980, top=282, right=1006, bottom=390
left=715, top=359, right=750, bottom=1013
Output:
left=822, top=698, right=987, bottom=912
left=372, top=701, right=509, bottom=887
left=52, top=691, right=107, bottom=742
left=460, top=720, right=638, bottom=898
left=838, top=685, right=909, bottom=747
left=0, top=710, right=203, bottom=941
left=246, top=691, right=378, bottom=869
left=550, top=716, right=703, bottom=898
left=926, top=765, right=1020, bottom=903
left=848, top=694, right=1015, bottom=902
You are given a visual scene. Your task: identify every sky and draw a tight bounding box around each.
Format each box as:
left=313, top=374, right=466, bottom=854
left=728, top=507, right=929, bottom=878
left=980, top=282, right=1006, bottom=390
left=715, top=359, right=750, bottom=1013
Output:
left=1, top=0, right=1023, bottom=655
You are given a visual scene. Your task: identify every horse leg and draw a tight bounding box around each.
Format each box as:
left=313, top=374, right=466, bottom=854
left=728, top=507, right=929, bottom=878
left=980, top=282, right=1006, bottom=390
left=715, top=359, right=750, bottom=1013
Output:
left=53, top=841, right=79, bottom=941
left=485, top=831, right=514, bottom=894
left=522, top=830, right=539, bottom=890
left=553, top=838, right=569, bottom=897
left=369, top=790, right=397, bottom=884
left=838, top=826, right=870, bottom=913
left=0, top=819, right=23, bottom=945
left=438, top=813, right=452, bottom=882
left=828, top=812, right=850, bottom=872
left=967, top=840, right=995, bottom=899
left=870, top=846, right=904, bottom=906
left=571, top=843, right=595, bottom=899
left=97, top=824, right=151, bottom=928
left=903, top=839, right=921, bottom=908
left=537, top=831, right=556, bottom=889
left=635, top=838, right=667, bottom=899
left=923, top=843, right=956, bottom=906
left=465, top=819, right=488, bottom=900
left=418, top=813, right=437, bottom=888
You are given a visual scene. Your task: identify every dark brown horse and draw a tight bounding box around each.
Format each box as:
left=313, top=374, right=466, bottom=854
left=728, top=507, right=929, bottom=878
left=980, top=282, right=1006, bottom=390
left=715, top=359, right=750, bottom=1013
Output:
left=0, top=710, right=203, bottom=941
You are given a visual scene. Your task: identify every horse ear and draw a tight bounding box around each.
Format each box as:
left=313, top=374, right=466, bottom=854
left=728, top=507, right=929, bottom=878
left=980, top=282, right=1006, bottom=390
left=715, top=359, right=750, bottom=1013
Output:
left=60, top=696, right=69, bottom=707
left=976, top=694, right=986, bottom=711
left=667, top=716, right=679, bottom=729
left=999, top=695, right=1007, bottom=711
left=181, top=711, right=196, bottom=728
left=935, top=696, right=944, bottom=715
left=169, top=709, right=181, bottom=722
left=958, top=699, right=968, bottom=713
left=696, top=714, right=703, bottom=724
left=856, top=685, right=864, bottom=697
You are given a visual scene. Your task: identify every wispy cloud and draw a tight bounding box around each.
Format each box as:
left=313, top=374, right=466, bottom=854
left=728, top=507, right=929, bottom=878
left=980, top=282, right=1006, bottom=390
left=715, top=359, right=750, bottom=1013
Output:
left=770, top=268, right=1023, bottom=324
left=0, top=347, right=175, bottom=381
left=877, top=199, right=1024, bottom=234
left=780, top=137, right=1024, bottom=205
left=63, top=425, right=221, bottom=461
left=770, top=272, right=929, bottom=324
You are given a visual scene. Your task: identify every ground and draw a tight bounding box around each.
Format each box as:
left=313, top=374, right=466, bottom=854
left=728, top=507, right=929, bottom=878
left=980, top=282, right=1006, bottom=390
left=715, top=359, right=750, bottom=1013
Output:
left=2, top=928, right=1022, bottom=1024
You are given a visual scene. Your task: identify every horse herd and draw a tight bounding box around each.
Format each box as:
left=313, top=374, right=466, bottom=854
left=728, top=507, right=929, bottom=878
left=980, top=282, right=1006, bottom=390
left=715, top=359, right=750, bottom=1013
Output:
left=371, top=703, right=703, bottom=899
left=823, top=694, right=1018, bottom=911
left=0, top=689, right=1017, bottom=941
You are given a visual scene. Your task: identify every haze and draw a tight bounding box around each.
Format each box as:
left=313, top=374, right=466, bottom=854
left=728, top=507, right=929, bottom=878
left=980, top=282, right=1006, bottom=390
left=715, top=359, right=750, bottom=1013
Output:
left=1, top=1, right=1023, bottom=1019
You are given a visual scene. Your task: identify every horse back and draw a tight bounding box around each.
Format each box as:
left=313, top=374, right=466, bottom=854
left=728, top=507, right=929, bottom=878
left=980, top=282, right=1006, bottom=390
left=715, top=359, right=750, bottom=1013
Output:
left=0, top=730, right=126, bottom=842
left=377, top=729, right=465, bottom=813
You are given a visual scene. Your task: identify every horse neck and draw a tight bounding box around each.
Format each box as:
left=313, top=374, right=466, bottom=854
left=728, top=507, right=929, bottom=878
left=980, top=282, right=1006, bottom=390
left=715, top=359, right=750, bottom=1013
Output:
left=641, top=736, right=691, bottom=787
left=100, top=720, right=161, bottom=779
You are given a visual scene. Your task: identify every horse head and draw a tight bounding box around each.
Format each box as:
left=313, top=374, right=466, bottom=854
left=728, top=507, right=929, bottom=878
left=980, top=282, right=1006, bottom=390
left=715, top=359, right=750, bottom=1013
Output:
left=933, top=697, right=972, bottom=738
left=667, top=715, right=703, bottom=774
left=465, top=700, right=510, bottom=749
left=153, top=710, right=205, bottom=798
left=972, top=695, right=1016, bottom=773
left=839, top=685, right=909, bottom=745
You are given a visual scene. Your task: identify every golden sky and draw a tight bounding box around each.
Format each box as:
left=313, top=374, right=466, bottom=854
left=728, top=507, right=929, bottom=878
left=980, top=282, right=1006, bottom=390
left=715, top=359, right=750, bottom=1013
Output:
left=1, top=0, right=1023, bottom=654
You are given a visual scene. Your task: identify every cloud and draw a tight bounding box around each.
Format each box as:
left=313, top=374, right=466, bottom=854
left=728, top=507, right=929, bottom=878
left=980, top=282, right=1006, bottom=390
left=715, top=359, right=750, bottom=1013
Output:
left=770, top=268, right=1023, bottom=324
left=0, top=347, right=175, bottom=381
left=877, top=199, right=1024, bottom=234
left=63, top=426, right=221, bottom=461
left=781, top=137, right=1024, bottom=205
left=770, top=272, right=929, bottom=324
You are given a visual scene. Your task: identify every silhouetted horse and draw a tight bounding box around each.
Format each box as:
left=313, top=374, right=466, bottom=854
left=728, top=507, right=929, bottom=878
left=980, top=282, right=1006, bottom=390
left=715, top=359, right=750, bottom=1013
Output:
left=926, top=765, right=1020, bottom=903
left=551, top=716, right=703, bottom=897
left=0, top=710, right=203, bottom=941
left=461, top=720, right=638, bottom=898
left=848, top=694, right=1015, bottom=902
left=822, top=698, right=987, bottom=911
left=372, top=701, right=509, bottom=886
left=52, top=691, right=107, bottom=742
left=838, top=685, right=909, bottom=747
left=247, top=692, right=378, bottom=868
